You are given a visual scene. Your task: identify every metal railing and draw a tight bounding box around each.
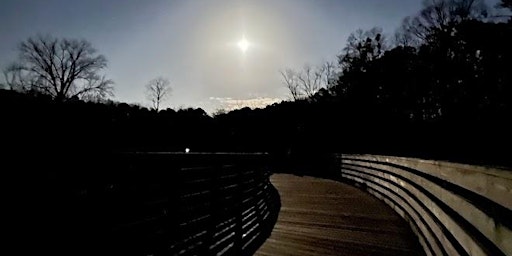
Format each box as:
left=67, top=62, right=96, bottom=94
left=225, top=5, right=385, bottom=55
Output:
left=31, top=152, right=280, bottom=256
left=339, top=154, right=512, bottom=256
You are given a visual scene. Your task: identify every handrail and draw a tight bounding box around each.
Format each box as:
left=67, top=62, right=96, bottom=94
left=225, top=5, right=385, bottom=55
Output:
left=339, top=154, right=512, bottom=256
left=32, top=152, right=280, bottom=256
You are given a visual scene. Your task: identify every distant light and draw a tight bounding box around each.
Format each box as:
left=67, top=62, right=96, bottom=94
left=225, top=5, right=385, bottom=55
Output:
left=237, top=37, right=250, bottom=53
left=185, top=148, right=190, bottom=153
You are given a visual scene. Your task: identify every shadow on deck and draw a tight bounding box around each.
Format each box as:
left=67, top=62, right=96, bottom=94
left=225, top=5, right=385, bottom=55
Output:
left=256, top=174, right=424, bottom=256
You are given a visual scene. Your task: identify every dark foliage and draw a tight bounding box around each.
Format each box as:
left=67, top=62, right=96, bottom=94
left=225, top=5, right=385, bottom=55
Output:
left=2, top=1, right=511, bottom=169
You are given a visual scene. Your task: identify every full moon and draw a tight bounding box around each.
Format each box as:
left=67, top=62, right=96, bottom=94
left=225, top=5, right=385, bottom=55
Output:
left=237, top=37, right=249, bottom=53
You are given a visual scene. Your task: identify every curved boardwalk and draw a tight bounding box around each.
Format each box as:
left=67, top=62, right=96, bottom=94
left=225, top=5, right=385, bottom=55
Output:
left=255, top=174, right=424, bottom=256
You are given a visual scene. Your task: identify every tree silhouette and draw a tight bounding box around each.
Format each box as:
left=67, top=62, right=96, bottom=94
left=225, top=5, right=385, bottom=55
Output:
left=280, top=62, right=337, bottom=100
left=497, top=0, right=512, bottom=21
left=500, top=0, right=512, bottom=10
left=339, top=27, right=385, bottom=72
left=401, top=0, right=487, bottom=44
left=394, top=18, right=421, bottom=47
left=2, top=0, right=511, bottom=170
left=2, top=63, right=30, bottom=91
left=145, top=77, right=172, bottom=111
left=8, top=35, right=113, bottom=101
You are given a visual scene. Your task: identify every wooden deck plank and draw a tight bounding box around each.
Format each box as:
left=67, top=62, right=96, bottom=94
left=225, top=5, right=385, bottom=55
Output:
left=254, top=174, right=424, bottom=256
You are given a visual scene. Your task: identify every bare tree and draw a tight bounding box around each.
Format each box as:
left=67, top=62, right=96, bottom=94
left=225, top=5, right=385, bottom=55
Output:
left=9, top=35, right=113, bottom=101
left=340, top=27, right=386, bottom=71
left=146, top=77, right=172, bottom=111
left=280, top=69, right=302, bottom=100
left=402, top=0, right=488, bottom=43
left=394, top=18, right=421, bottom=47
left=321, top=61, right=338, bottom=87
left=2, top=63, right=31, bottom=91
left=299, top=64, right=323, bottom=98
left=280, top=61, right=338, bottom=100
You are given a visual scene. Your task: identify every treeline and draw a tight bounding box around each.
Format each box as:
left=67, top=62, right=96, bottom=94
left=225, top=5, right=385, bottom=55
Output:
left=0, top=89, right=217, bottom=154
left=219, top=0, right=512, bottom=166
left=2, top=0, right=511, bottom=167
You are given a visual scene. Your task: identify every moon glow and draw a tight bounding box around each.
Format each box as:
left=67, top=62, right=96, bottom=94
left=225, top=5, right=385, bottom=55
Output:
left=237, top=37, right=249, bottom=53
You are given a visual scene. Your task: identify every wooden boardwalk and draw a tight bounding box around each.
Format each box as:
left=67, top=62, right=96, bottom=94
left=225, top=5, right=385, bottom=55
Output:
left=255, top=174, right=424, bottom=256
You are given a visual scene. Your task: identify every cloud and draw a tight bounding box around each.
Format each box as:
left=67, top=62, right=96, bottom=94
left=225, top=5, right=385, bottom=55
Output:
left=210, top=96, right=282, bottom=112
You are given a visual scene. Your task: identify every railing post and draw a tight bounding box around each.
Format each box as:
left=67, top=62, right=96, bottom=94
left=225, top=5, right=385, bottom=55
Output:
left=201, top=164, right=220, bottom=255
left=233, top=164, right=243, bottom=255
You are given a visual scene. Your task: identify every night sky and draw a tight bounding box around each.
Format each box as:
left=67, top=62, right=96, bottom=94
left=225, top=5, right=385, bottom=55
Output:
left=0, top=0, right=498, bottom=113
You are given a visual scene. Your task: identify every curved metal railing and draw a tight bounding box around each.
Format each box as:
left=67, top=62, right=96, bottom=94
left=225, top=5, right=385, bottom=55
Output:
left=39, top=152, right=280, bottom=256
left=339, top=154, right=512, bottom=256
